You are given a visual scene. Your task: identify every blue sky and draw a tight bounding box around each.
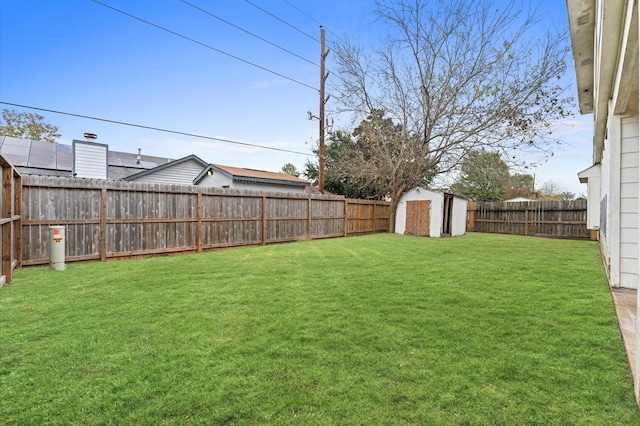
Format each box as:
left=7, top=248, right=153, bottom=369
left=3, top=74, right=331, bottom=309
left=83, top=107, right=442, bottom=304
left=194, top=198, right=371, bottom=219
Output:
left=0, top=0, right=591, bottom=195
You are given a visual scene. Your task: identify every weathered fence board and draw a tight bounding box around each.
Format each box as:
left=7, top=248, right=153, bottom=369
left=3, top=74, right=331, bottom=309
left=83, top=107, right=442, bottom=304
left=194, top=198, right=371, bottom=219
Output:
left=470, top=200, right=589, bottom=239
left=21, top=175, right=390, bottom=265
left=0, top=153, right=21, bottom=285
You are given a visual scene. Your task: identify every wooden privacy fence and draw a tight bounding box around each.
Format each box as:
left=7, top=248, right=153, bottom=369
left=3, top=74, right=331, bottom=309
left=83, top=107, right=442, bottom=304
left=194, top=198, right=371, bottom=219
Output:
left=469, top=200, right=589, bottom=239
left=0, top=154, right=21, bottom=285
left=21, top=175, right=390, bottom=265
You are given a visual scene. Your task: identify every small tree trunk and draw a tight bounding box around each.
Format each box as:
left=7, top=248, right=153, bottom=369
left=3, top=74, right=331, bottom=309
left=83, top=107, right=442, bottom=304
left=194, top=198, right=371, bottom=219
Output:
left=389, top=198, right=397, bottom=233
left=388, top=188, right=405, bottom=234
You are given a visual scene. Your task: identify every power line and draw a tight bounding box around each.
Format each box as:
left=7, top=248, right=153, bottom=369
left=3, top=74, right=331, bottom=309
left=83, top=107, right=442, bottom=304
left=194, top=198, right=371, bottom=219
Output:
left=90, top=0, right=318, bottom=92
left=268, top=1, right=348, bottom=97
left=280, top=0, right=346, bottom=46
left=244, top=0, right=320, bottom=43
left=180, top=0, right=318, bottom=68
left=281, top=0, right=322, bottom=26
left=0, top=102, right=313, bottom=156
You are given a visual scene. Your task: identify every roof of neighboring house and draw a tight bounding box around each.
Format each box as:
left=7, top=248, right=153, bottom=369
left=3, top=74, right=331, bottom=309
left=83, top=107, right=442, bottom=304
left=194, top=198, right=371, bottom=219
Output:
left=0, top=136, right=174, bottom=179
left=107, top=149, right=174, bottom=180
left=0, top=136, right=310, bottom=188
left=194, top=164, right=310, bottom=187
left=123, top=154, right=208, bottom=181
left=0, top=136, right=71, bottom=175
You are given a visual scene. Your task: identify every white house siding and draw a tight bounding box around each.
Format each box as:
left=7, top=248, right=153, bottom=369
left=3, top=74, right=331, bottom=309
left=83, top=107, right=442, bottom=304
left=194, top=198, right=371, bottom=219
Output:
left=198, top=174, right=306, bottom=193
left=198, top=172, right=233, bottom=188
left=605, top=111, right=623, bottom=287
left=600, top=137, right=612, bottom=278
left=598, top=107, right=639, bottom=289
left=232, top=181, right=306, bottom=194
left=619, top=112, right=639, bottom=289
left=130, top=159, right=206, bottom=185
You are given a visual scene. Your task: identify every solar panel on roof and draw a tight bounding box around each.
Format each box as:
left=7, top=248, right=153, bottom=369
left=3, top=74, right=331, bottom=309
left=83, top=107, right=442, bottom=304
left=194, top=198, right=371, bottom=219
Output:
left=140, top=161, right=158, bottom=169
left=56, top=149, right=72, bottom=171
left=122, top=158, right=144, bottom=168
left=28, top=153, right=57, bottom=169
left=108, top=158, right=125, bottom=166
left=27, top=140, right=56, bottom=169
left=1, top=143, right=30, bottom=166
left=2, top=136, right=30, bottom=147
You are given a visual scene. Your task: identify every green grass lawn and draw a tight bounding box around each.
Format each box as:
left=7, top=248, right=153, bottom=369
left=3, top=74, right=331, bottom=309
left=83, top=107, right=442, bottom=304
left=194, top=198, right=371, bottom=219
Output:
left=1, top=233, right=638, bottom=424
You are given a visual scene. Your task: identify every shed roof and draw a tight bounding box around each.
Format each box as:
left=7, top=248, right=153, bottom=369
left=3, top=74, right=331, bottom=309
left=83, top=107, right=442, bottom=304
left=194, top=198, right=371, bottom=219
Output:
left=402, top=186, right=465, bottom=199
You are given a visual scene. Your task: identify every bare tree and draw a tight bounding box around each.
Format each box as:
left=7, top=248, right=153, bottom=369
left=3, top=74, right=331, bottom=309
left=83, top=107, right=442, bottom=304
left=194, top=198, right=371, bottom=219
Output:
left=329, top=0, right=571, bottom=228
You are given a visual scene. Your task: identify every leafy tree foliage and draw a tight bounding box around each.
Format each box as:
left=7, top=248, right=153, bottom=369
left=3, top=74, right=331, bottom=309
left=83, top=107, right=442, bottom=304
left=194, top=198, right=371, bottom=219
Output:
left=0, top=109, right=60, bottom=142
left=304, top=128, right=390, bottom=199
left=281, top=163, right=300, bottom=177
left=305, top=111, right=436, bottom=199
left=450, top=150, right=510, bottom=201
left=328, top=0, right=571, bottom=227
left=507, top=173, right=535, bottom=199
left=558, top=191, right=576, bottom=201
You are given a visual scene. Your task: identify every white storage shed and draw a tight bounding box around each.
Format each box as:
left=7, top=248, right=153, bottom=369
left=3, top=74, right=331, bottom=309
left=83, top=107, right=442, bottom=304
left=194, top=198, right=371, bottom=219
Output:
left=395, top=187, right=468, bottom=237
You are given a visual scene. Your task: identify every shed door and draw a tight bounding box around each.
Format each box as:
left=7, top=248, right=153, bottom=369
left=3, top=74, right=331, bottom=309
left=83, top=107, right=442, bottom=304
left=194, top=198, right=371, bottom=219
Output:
left=442, top=193, right=454, bottom=236
left=405, top=200, right=430, bottom=236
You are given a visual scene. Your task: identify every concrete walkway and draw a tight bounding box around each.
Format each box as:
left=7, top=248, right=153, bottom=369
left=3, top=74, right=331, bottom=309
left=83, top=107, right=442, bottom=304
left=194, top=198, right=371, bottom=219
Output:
left=611, top=288, right=637, bottom=382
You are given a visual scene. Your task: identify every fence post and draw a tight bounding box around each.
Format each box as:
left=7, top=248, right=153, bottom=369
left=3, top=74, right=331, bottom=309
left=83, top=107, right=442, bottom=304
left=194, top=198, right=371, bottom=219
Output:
left=197, top=192, right=203, bottom=253
left=344, top=200, right=348, bottom=237
left=14, top=175, right=22, bottom=268
left=99, top=187, right=107, bottom=261
left=307, top=197, right=312, bottom=240
left=2, top=166, right=12, bottom=284
left=371, top=202, right=376, bottom=233
left=261, top=196, right=267, bottom=245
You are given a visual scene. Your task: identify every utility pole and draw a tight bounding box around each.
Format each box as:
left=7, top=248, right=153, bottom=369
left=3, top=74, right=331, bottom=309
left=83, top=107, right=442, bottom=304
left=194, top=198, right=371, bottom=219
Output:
left=319, top=25, right=329, bottom=194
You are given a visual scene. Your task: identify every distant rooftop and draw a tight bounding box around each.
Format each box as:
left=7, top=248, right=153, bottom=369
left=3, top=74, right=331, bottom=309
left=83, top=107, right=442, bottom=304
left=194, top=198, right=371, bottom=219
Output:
left=0, top=136, right=309, bottom=187
left=0, top=136, right=174, bottom=179
left=214, top=164, right=309, bottom=185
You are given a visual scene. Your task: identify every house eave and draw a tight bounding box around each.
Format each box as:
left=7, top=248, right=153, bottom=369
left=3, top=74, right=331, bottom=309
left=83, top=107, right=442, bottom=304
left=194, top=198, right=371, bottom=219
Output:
left=567, top=0, right=596, bottom=115
left=577, top=163, right=601, bottom=183
left=567, top=0, right=628, bottom=164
